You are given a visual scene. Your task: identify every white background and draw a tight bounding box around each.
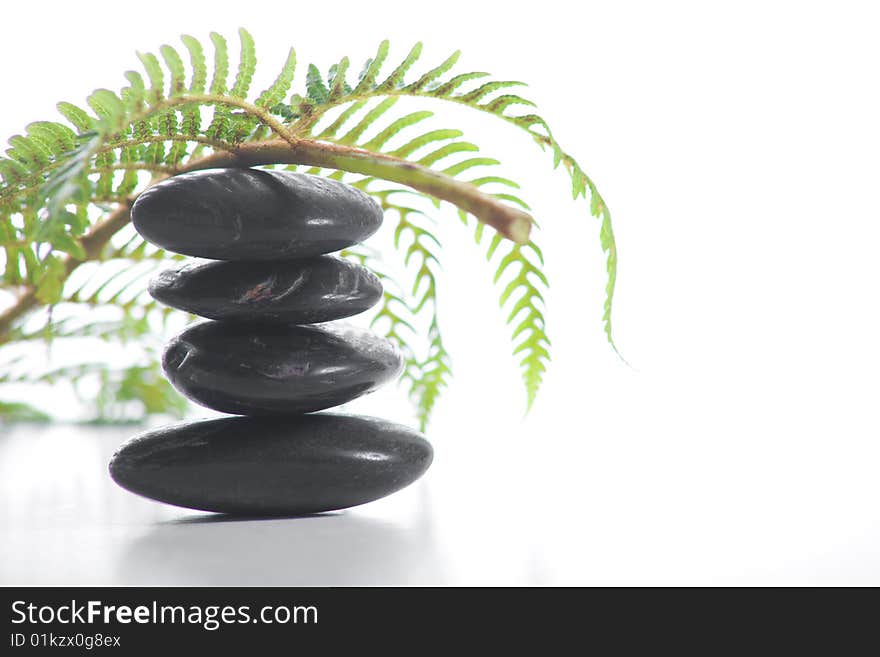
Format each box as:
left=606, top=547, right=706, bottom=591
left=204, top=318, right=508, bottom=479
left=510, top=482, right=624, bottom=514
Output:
left=1, top=0, right=879, bottom=585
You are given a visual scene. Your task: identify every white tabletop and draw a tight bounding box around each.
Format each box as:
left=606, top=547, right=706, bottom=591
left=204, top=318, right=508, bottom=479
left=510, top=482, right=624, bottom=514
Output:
left=3, top=391, right=880, bottom=587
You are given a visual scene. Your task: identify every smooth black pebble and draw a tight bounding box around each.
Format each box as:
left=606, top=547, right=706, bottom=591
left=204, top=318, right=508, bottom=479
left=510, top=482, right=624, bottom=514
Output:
left=109, top=414, right=433, bottom=515
left=163, top=321, right=404, bottom=415
left=149, top=256, right=382, bottom=323
left=131, top=168, right=383, bottom=260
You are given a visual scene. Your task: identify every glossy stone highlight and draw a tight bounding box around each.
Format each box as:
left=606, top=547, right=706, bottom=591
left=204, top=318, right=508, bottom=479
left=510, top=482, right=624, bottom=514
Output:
left=149, top=256, right=382, bottom=324
left=131, top=168, right=383, bottom=260
left=109, top=414, right=433, bottom=515
left=163, top=321, right=404, bottom=415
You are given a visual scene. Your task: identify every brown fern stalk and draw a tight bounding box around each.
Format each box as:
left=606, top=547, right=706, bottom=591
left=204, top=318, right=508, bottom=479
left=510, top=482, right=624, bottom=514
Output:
left=0, top=135, right=531, bottom=341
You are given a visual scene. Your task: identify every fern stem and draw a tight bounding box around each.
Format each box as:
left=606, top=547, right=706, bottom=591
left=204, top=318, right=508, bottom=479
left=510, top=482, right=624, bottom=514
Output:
left=180, top=138, right=533, bottom=243
left=0, top=132, right=532, bottom=340
left=138, top=94, right=532, bottom=240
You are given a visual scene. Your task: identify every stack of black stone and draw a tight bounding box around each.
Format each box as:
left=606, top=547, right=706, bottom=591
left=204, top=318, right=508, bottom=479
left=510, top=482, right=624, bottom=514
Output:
left=109, top=168, right=433, bottom=516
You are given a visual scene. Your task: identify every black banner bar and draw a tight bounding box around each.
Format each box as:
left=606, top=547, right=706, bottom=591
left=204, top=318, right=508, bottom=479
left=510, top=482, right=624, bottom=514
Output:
left=1, top=587, right=876, bottom=651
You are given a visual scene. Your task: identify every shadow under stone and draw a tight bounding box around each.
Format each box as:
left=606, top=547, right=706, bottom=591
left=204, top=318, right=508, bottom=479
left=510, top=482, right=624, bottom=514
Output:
left=116, top=494, right=443, bottom=586
left=162, top=511, right=343, bottom=524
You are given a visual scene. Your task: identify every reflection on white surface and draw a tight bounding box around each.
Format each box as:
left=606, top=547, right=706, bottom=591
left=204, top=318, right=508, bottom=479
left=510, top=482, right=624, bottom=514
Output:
left=121, top=512, right=440, bottom=586
left=2, top=396, right=880, bottom=586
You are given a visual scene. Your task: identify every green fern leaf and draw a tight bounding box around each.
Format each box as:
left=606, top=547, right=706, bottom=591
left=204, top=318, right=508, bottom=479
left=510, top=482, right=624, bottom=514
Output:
left=317, top=100, right=367, bottom=139
left=432, top=71, right=489, bottom=96
left=458, top=80, right=526, bottom=104
left=86, top=89, right=126, bottom=124
left=208, top=32, right=229, bottom=94
left=160, top=44, right=186, bottom=94
left=327, top=57, right=351, bottom=99
left=8, top=134, right=50, bottom=167
left=38, top=132, right=101, bottom=239
left=230, top=28, right=256, bottom=98
left=491, top=240, right=550, bottom=408
left=441, top=157, right=499, bottom=176
left=121, top=71, right=146, bottom=112
left=362, top=187, right=453, bottom=428
left=136, top=51, right=164, bottom=103
left=157, top=43, right=190, bottom=161
left=391, top=128, right=463, bottom=158
left=417, top=141, right=479, bottom=168
left=306, top=63, right=330, bottom=104
left=256, top=48, right=296, bottom=108
left=0, top=156, right=28, bottom=183
left=34, top=254, right=66, bottom=303
left=202, top=33, right=231, bottom=140
left=337, top=97, right=398, bottom=145
left=362, top=111, right=433, bottom=151
left=26, top=122, right=76, bottom=155
left=17, top=133, right=53, bottom=164
left=56, top=102, right=95, bottom=133
left=181, top=35, right=207, bottom=92
left=354, top=40, right=390, bottom=92
left=377, top=42, right=422, bottom=90
left=411, top=319, right=451, bottom=430
left=405, top=50, right=460, bottom=92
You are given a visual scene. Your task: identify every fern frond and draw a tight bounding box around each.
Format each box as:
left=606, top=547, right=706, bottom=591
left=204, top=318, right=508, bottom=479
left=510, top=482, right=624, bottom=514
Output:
left=412, top=318, right=452, bottom=428
left=299, top=85, right=554, bottom=414
left=491, top=240, right=550, bottom=409
left=0, top=32, right=617, bottom=426
left=294, top=41, right=618, bottom=347
left=349, top=186, right=452, bottom=430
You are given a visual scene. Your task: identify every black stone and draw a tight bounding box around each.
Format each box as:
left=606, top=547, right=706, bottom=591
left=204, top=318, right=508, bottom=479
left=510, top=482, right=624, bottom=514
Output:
left=149, top=256, right=382, bottom=323
left=163, top=321, right=404, bottom=415
left=109, top=414, right=433, bottom=515
left=131, top=168, right=383, bottom=260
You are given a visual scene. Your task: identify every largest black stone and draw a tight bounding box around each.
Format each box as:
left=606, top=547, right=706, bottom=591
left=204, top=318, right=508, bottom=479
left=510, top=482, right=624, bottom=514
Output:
left=109, top=414, right=433, bottom=515
left=131, top=168, right=383, bottom=260
left=163, top=321, right=404, bottom=415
